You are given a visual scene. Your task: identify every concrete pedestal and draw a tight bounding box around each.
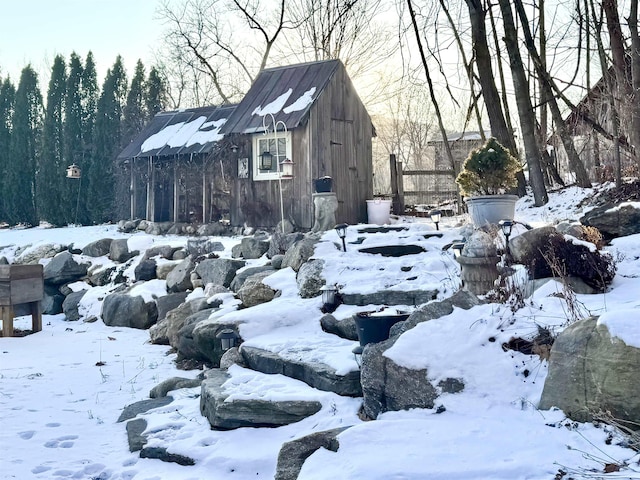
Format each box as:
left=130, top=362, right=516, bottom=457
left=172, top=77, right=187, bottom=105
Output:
left=312, top=193, right=338, bottom=233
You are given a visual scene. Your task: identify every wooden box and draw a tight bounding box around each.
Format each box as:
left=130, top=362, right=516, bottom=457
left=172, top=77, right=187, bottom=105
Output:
left=0, top=264, right=44, bottom=336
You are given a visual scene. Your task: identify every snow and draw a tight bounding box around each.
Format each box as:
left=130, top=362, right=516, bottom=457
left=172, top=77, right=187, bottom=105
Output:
left=252, top=89, right=293, bottom=117
left=140, top=116, right=227, bottom=153
left=283, top=87, right=316, bottom=114
left=3, top=186, right=640, bottom=479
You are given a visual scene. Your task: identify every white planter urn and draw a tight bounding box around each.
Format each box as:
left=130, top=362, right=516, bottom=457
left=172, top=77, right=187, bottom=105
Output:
left=465, top=194, right=518, bottom=227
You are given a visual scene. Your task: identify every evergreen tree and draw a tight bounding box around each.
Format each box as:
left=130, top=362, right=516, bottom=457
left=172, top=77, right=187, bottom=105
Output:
left=122, top=60, right=146, bottom=144
left=80, top=52, right=99, bottom=223
left=0, top=77, right=16, bottom=222
left=39, top=55, right=67, bottom=225
left=89, top=56, right=127, bottom=223
left=145, top=66, right=167, bottom=119
left=7, top=66, right=42, bottom=226
left=64, top=52, right=86, bottom=224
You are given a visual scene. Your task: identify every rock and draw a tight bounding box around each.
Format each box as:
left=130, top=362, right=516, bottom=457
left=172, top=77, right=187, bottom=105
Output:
left=156, top=260, right=181, bottom=280
left=341, top=289, right=438, bottom=307
left=462, top=230, right=497, bottom=257
left=176, top=310, right=214, bottom=362
left=145, top=222, right=173, bottom=235
left=109, top=239, right=136, bottom=263
left=149, top=377, right=202, bottom=398
left=156, top=292, right=189, bottom=323
left=275, top=427, right=348, bottom=480
left=187, top=238, right=225, bottom=256
left=197, top=223, right=228, bottom=236
left=134, top=259, right=157, bottom=282
left=193, top=323, right=243, bottom=366
left=172, top=249, right=188, bottom=260
left=200, top=369, right=322, bottom=429
left=231, top=244, right=243, bottom=258
left=15, top=243, right=67, bottom=264
left=276, top=219, right=296, bottom=235
left=150, top=299, right=203, bottom=347
left=101, top=293, right=158, bottom=329
left=267, top=232, right=303, bottom=258
left=230, top=265, right=276, bottom=292
left=237, top=271, right=277, bottom=307
left=240, top=236, right=270, bottom=259
left=166, top=256, right=195, bottom=293
left=42, top=284, right=65, bottom=315
left=282, top=237, right=319, bottom=272
left=296, top=259, right=325, bottom=298
left=117, top=396, right=174, bottom=422
left=220, top=347, right=246, bottom=369
left=125, top=418, right=147, bottom=452
left=88, top=266, right=116, bottom=286
left=143, top=245, right=176, bottom=260
left=510, top=226, right=557, bottom=264
left=195, top=258, right=245, bottom=288
left=240, top=346, right=361, bottom=397
left=320, top=314, right=358, bottom=341
left=82, top=238, right=113, bottom=257
left=539, top=316, right=640, bottom=424
left=581, top=202, right=640, bottom=239
left=204, top=283, right=230, bottom=298
left=271, top=254, right=285, bottom=269
left=139, top=446, right=195, bottom=466
left=43, top=251, right=88, bottom=285
left=361, top=290, right=480, bottom=419
left=62, top=290, right=88, bottom=321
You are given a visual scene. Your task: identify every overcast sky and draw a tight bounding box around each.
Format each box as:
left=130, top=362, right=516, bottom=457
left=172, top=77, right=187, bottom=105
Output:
left=0, top=0, right=162, bottom=84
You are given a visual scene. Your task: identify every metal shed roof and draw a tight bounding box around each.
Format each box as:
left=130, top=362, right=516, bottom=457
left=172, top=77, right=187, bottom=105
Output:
left=117, top=105, right=236, bottom=160
left=220, top=59, right=341, bottom=135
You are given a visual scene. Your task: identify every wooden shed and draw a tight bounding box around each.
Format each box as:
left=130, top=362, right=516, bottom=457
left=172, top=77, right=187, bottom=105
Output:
left=117, top=59, right=374, bottom=230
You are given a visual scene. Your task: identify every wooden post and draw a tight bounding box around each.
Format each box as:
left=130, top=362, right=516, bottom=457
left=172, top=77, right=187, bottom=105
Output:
left=173, top=161, right=179, bottom=222
left=390, top=154, right=405, bottom=214
left=130, top=160, right=135, bottom=220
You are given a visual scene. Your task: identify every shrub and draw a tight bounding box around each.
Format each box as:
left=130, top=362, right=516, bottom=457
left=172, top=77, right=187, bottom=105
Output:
left=522, top=232, right=616, bottom=292
left=456, top=137, right=522, bottom=196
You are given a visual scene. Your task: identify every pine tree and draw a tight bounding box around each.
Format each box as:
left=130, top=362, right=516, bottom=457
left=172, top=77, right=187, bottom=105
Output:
left=0, top=77, right=16, bottom=222
left=64, top=52, right=85, bottom=224
left=122, top=60, right=146, bottom=144
left=80, top=52, right=99, bottom=224
left=39, top=55, right=67, bottom=225
left=89, top=56, right=127, bottom=223
left=7, top=66, right=43, bottom=226
left=145, top=66, right=167, bottom=119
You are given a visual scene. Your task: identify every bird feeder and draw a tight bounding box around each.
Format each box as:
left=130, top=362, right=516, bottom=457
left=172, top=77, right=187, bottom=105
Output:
left=279, top=158, right=294, bottom=178
left=66, top=164, right=81, bottom=179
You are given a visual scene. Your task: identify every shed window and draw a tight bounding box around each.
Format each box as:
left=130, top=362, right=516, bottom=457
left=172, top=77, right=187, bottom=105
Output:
left=253, top=131, right=292, bottom=181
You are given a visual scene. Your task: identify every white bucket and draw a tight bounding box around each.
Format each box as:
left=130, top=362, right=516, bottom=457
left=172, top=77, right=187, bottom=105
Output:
left=366, top=199, right=392, bottom=225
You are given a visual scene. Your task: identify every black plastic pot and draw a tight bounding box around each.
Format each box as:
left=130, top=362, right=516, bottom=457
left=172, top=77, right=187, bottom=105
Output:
left=354, top=311, right=410, bottom=346
left=314, top=176, right=333, bottom=193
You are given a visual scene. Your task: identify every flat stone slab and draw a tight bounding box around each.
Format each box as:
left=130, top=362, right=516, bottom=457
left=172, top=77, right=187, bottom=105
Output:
left=240, top=345, right=362, bottom=397
left=357, top=226, right=409, bottom=233
left=200, top=368, right=324, bottom=430
left=358, top=245, right=426, bottom=257
left=117, top=396, right=174, bottom=423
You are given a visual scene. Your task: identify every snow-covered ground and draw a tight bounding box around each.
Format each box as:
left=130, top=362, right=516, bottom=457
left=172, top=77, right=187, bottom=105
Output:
left=2, top=186, right=640, bottom=479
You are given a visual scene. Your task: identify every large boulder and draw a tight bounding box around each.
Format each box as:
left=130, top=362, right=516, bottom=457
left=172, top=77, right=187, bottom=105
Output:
left=143, top=245, right=177, bottom=261
left=229, top=265, right=275, bottom=292
left=15, top=243, right=67, bottom=264
left=192, top=323, right=244, bottom=367
left=150, top=298, right=207, bottom=346
left=200, top=369, right=322, bottom=430
left=237, top=271, right=277, bottom=308
left=156, top=292, right=189, bottom=323
left=195, top=258, right=245, bottom=287
left=176, top=309, right=215, bottom=362
left=134, top=259, right=157, bottom=282
left=42, top=284, right=65, bottom=315
left=580, top=202, right=640, bottom=239
left=43, top=251, right=89, bottom=285
left=361, top=290, right=479, bottom=419
left=275, top=427, right=348, bottom=480
left=296, top=259, right=325, bottom=298
left=341, top=289, right=438, bottom=307
left=166, top=256, right=195, bottom=293
left=239, top=236, right=270, bottom=259
left=282, top=237, right=319, bottom=272
left=62, top=290, right=88, bottom=321
left=82, top=238, right=113, bottom=257
left=101, top=293, right=158, bottom=329
left=267, top=231, right=304, bottom=258
left=320, top=313, right=358, bottom=341
left=539, top=315, right=640, bottom=425
left=186, top=238, right=225, bottom=256
left=109, top=239, right=137, bottom=263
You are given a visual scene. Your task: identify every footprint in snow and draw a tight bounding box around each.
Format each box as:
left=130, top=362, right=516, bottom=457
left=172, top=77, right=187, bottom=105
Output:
left=18, top=430, right=36, bottom=440
left=44, top=435, right=78, bottom=448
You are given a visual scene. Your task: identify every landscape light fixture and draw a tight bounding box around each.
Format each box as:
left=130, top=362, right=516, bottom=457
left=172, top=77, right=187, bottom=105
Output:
left=451, top=242, right=465, bottom=258
left=260, top=151, right=273, bottom=170
left=429, top=209, right=442, bottom=230
left=216, top=328, right=239, bottom=351
left=320, top=284, right=341, bottom=313
left=499, top=219, right=514, bottom=255
left=230, top=144, right=239, bottom=154
left=335, top=223, right=348, bottom=252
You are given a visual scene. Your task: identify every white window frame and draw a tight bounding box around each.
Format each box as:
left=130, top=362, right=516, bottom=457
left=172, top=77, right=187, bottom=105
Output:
left=252, top=131, right=292, bottom=181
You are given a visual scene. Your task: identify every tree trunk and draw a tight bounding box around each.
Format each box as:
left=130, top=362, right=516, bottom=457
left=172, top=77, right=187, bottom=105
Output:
left=628, top=0, right=640, bottom=170
left=496, top=0, right=548, bottom=206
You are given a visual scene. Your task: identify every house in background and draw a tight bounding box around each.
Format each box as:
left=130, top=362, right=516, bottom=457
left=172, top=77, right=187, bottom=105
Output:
left=117, top=59, right=375, bottom=230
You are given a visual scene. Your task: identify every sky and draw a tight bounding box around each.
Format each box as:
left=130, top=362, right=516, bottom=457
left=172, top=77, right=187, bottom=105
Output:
left=3, top=186, right=640, bottom=478
left=0, top=0, right=162, bottom=84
